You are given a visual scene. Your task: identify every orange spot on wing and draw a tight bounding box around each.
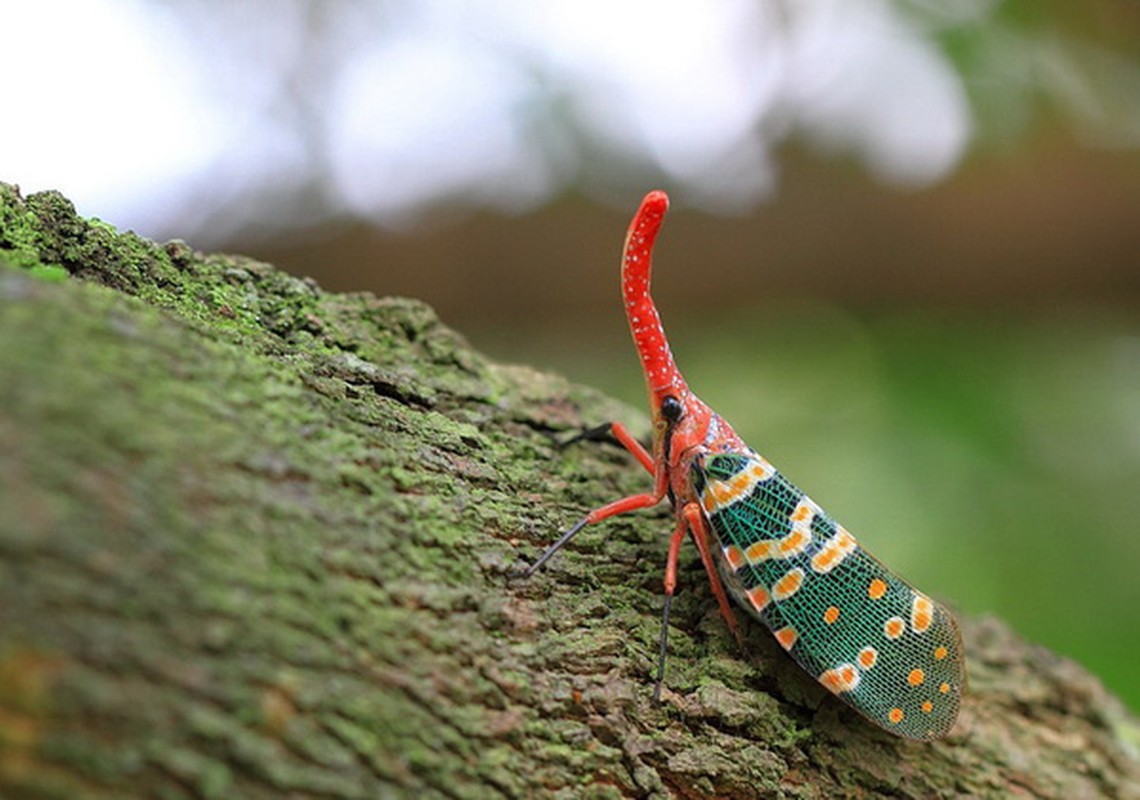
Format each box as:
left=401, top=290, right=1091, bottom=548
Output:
left=745, top=540, right=772, bottom=563
left=911, top=594, right=934, bottom=633
left=772, top=568, right=805, bottom=600
left=907, top=668, right=925, bottom=687
left=704, top=466, right=765, bottom=511
left=868, top=578, right=888, bottom=600
left=774, top=626, right=798, bottom=651
left=746, top=584, right=770, bottom=613
left=810, top=528, right=857, bottom=574
left=819, top=663, right=860, bottom=694
left=888, top=708, right=905, bottom=724
left=884, top=617, right=905, bottom=640
left=939, top=682, right=951, bottom=695
left=823, top=606, right=840, bottom=625
left=752, top=460, right=774, bottom=481
left=820, top=670, right=842, bottom=693
left=723, top=545, right=745, bottom=570
left=921, top=700, right=934, bottom=713
left=934, top=646, right=949, bottom=661
left=791, top=499, right=814, bottom=523
left=780, top=528, right=808, bottom=554
left=705, top=461, right=775, bottom=511
left=857, top=646, right=878, bottom=669
left=811, top=548, right=838, bottom=572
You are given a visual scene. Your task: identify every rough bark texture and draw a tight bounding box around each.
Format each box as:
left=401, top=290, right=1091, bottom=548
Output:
left=1, top=182, right=1138, bottom=799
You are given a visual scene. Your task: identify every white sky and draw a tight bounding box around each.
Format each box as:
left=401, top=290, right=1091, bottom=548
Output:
left=0, top=0, right=972, bottom=238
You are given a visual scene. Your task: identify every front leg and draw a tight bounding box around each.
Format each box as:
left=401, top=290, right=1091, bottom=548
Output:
left=518, top=417, right=660, bottom=577
left=519, top=491, right=665, bottom=577
left=562, top=421, right=654, bottom=475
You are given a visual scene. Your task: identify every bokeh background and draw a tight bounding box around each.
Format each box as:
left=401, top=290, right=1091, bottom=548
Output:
left=4, top=1, right=1139, bottom=712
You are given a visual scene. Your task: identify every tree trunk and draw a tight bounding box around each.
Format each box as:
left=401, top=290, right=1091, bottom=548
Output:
left=1, top=183, right=1137, bottom=799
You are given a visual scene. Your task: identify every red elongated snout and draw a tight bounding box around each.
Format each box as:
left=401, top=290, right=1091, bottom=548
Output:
left=621, top=191, right=686, bottom=408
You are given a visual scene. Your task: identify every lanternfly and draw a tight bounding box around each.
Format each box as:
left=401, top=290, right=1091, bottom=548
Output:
left=522, top=191, right=964, bottom=740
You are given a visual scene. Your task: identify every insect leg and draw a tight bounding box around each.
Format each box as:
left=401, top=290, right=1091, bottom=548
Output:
left=681, top=503, right=745, bottom=651
left=654, top=517, right=688, bottom=701
left=520, top=490, right=664, bottom=578
left=561, top=422, right=654, bottom=475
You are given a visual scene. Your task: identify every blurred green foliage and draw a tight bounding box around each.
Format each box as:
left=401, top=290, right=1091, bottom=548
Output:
left=479, top=306, right=1140, bottom=713
left=926, top=0, right=1140, bottom=147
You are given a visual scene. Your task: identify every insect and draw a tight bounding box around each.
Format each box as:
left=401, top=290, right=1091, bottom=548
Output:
left=522, top=190, right=964, bottom=740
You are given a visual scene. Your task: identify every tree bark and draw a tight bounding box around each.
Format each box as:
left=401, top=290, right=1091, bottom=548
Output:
left=1, top=183, right=1137, bottom=799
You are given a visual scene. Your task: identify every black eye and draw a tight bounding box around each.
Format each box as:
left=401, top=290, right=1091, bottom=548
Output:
left=661, top=396, right=683, bottom=423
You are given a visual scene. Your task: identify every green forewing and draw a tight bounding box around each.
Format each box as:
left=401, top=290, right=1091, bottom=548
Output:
left=692, top=451, right=964, bottom=740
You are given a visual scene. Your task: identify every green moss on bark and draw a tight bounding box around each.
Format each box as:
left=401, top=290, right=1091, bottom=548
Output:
left=1, top=183, right=1138, bottom=798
